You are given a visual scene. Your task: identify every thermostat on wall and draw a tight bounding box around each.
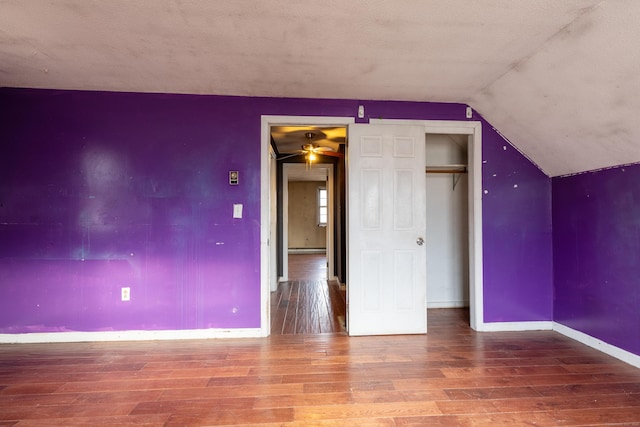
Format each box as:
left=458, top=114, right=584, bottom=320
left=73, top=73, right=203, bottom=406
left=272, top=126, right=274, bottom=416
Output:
left=229, top=170, right=239, bottom=185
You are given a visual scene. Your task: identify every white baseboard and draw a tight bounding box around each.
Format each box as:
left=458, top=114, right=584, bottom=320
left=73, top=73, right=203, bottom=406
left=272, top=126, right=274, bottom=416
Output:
left=288, top=248, right=326, bottom=254
left=478, top=320, right=553, bottom=332
left=477, top=320, right=640, bottom=368
left=427, top=301, right=468, bottom=309
left=4, top=321, right=638, bottom=370
left=553, top=322, right=640, bottom=369
left=0, top=327, right=266, bottom=344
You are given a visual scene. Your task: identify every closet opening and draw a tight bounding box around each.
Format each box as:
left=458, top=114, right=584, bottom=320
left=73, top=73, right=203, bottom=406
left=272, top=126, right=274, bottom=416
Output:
left=425, top=133, right=470, bottom=314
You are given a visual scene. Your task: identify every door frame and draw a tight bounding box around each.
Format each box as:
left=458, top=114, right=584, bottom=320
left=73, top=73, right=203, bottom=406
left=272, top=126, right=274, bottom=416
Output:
left=370, top=119, right=483, bottom=331
left=282, top=163, right=335, bottom=282
left=260, top=116, right=484, bottom=336
left=260, top=116, right=355, bottom=336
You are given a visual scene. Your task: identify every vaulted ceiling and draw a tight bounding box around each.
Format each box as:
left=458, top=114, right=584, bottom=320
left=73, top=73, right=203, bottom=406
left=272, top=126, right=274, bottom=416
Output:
left=1, top=0, right=638, bottom=177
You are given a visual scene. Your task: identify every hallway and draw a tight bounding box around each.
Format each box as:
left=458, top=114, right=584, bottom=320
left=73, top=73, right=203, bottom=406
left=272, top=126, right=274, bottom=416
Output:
left=270, top=253, right=346, bottom=335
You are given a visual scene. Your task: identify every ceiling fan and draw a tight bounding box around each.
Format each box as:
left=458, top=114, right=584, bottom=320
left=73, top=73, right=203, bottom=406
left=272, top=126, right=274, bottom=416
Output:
left=277, top=132, right=343, bottom=162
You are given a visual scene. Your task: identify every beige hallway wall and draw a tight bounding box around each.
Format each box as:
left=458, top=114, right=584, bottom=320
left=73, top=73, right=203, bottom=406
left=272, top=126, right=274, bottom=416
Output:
left=288, top=181, right=326, bottom=250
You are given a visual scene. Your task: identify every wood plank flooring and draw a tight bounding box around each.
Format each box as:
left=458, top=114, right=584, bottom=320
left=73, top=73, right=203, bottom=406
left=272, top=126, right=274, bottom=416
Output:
left=287, top=253, right=327, bottom=281
left=273, top=253, right=345, bottom=335
left=270, top=279, right=346, bottom=335
left=2, top=309, right=640, bottom=425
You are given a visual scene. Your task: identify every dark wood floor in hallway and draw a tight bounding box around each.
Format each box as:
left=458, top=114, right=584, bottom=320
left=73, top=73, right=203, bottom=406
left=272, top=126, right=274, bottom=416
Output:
left=270, top=279, right=346, bottom=335
left=287, top=253, right=327, bottom=281
left=272, top=253, right=345, bottom=335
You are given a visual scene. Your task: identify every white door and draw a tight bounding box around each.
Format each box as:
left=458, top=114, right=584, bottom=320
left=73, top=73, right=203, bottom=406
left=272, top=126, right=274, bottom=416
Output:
left=347, top=124, right=427, bottom=335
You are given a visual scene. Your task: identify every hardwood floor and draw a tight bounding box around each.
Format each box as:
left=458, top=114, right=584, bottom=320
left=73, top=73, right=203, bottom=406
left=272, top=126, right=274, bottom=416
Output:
left=270, top=279, right=346, bottom=335
left=287, top=253, right=327, bottom=280
left=2, top=309, right=640, bottom=426
left=273, top=253, right=345, bottom=335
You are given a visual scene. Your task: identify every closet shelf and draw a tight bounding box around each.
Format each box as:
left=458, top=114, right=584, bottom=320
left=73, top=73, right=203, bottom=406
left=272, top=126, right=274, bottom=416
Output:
left=425, top=164, right=467, bottom=190
left=425, top=164, right=467, bottom=174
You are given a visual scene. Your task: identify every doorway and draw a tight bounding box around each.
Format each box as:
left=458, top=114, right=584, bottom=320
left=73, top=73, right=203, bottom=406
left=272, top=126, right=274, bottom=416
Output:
left=286, top=176, right=329, bottom=281
left=267, top=120, right=351, bottom=334
left=368, top=119, right=484, bottom=331
left=274, top=163, right=344, bottom=334
left=287, top=181, right=328, bottom=281
left=425, top=133, right=470, bottom=309
left=260, top=117, right=484, bottom=336
left=281, top=163, right=334, bottom=283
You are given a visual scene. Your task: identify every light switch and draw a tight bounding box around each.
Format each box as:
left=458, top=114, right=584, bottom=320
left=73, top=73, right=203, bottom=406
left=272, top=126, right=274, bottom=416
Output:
left=233, top=204, right=243, bottom=218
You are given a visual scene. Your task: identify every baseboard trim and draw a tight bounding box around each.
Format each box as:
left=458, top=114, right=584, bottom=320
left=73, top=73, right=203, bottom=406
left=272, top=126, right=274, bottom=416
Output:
left=0, top=327, right=266, bottom=344
left=477, top=320, right=640, bottom=368
left=478, top=321, right=553, bottom=332
left=427, top=302, right=468, bottom=309
left=288, top=248, right=326, bottom=254
left=553, top=322, right=640, bottom=369
left=4, top=321, right=638, bottom=369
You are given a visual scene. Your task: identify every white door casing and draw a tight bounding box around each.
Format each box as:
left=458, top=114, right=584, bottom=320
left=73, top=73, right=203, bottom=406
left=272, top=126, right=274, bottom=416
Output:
left=347, top=124, right=427, bottom=336
left=269, top=146, right=278, bottom=292
left=260, top=116, right=354, bottom=336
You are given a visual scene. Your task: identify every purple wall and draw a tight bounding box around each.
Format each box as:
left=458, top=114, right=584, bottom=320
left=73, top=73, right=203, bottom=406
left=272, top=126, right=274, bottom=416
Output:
left=481, top=124, right=553, bottom=322
left=0, top=88, right=553, bottom=334
left=553, top=164, right=640, bottom=355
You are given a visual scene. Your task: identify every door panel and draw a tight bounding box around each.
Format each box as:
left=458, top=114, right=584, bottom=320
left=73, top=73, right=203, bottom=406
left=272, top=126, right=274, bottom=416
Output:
left=347, top=124, right=427, bottom=336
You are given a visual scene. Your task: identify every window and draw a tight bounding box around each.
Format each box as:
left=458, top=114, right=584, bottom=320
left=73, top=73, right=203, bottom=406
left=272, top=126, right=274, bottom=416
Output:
left=318, top=187, right=327, bottom=226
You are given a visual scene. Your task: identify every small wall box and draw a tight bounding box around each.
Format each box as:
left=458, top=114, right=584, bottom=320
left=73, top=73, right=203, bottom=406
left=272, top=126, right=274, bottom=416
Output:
left=229, top=171, right=239, bottom=185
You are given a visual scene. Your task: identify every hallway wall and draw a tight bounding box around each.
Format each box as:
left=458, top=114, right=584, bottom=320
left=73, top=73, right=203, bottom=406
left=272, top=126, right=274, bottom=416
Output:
left=288, top=181, right=326, bottom=250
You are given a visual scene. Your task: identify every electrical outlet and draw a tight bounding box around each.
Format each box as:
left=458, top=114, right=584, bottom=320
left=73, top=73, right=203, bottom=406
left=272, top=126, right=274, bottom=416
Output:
left=121, top=287, right=130, bottom=301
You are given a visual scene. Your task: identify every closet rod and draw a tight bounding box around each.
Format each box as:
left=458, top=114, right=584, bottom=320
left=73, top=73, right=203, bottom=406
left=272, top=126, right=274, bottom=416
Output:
left=425, top=169, right=467, bottom=174
left=425, top=165, right=467, bottom=190
left=425, top=165, right=467, bottom=174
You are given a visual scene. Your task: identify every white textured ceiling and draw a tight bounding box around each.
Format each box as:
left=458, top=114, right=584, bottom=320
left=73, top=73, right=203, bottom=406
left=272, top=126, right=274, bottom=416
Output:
left=1, top=0, right=638, bottom=176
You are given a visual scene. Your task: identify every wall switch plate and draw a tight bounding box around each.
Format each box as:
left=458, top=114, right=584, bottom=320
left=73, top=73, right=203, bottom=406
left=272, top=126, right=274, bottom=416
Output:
left=233, top=203, right=243, bottom=218
left=121, top=287, right=130, bottom=301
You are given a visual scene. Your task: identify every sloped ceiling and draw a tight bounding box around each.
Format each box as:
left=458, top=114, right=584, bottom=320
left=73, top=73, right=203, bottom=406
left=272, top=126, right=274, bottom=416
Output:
left=1, top=0, right=638, bottom=176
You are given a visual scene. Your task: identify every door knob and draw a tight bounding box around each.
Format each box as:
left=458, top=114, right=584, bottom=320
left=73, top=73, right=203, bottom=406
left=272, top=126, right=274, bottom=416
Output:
left=416, top=237, right=424, bottom=246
